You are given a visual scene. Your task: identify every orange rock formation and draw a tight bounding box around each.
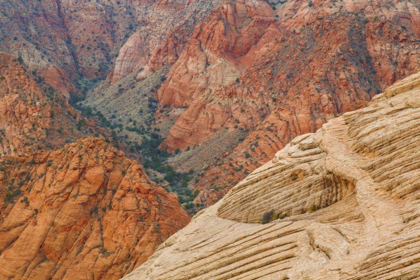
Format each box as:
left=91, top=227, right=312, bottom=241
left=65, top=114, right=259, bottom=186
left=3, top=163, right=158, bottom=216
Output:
left=0, top=53, right=85, bottom=157
left=153, top=0, right=420, bottom=206
left=0, top=137, right=190, bottom=280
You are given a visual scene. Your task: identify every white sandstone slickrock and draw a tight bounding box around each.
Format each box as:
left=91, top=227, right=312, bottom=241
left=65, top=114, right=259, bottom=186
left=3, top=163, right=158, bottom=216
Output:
left=124, top=72, right=420, bottom=279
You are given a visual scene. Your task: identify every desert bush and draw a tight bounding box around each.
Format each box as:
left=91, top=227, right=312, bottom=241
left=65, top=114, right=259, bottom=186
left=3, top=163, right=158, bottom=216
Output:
left=261, top=209, right=275, bottom=224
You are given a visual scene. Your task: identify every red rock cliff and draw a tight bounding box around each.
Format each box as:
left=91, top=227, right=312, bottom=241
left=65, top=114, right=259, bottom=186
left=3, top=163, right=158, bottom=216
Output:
left=155, top=0, right=420, bottom=206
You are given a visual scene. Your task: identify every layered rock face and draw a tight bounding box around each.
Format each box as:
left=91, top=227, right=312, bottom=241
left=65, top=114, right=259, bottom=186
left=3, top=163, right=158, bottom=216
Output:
left=158, top=0, right=277, bottom=148
left=0, top=0, right=78, bottom=95
left=157, top=0, right=275, bottom=107
left=0, top=137, right=190, bottom=280
left=110, top=0, right=222, bottom=84
left=0, top=52, right=192, bottom=279
left=124, top=71, right=420, bottom=279
left=155, top=0, right=420, bottom=206
left=3, top=0, right=420, bottom=210
left=0, top=53, right=86, bottom=156
left=0, top=0, right=185, bottom=92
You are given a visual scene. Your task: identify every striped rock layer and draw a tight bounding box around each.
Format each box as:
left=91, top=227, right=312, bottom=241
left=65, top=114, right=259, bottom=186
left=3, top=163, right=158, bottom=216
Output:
left=124, top=71, right=420, bottom=280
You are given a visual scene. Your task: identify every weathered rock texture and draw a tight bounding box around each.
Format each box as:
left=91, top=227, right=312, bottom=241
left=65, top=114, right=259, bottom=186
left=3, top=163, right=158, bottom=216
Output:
left=110, top=0, right=222, bottom=84
left=0, top=53, right=86, bottom=157
left=83, top=0, right=223, bottom=135
left=0, top=0, right=199, bottom=93
left=123, top=71, right=420, bottom=279
left=0, top=137, right=190, bottom=280
left=160, top=0, right=420, bottom=206
left=73, top=0, right=420, bottom=209
left=6, top=0, right=420, bottom=210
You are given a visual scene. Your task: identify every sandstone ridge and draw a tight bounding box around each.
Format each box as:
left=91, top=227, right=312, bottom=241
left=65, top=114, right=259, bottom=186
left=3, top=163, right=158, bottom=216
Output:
left=0, top=137, right=190, bottom=280
left=124, top=72, right=420, bottom=280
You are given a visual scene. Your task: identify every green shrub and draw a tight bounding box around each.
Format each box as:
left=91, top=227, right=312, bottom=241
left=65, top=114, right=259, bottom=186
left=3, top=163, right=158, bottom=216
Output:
left=277, top=213, right=288, bottom=219
left=261, top=209, right=275, bottom=224
left=307, top=204, right=320, bottom=213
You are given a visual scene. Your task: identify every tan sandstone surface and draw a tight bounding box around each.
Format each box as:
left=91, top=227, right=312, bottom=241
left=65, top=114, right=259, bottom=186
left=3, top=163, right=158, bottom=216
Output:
left=123, top=71, right=420, bottom=279
left=0, top=137, right=190, bottom=280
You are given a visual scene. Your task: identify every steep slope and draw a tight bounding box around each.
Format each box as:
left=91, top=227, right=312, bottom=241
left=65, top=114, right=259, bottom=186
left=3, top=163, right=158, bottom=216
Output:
left=8, top=0, right=420, bottom=211
left=0, top=137, right=190, bottom=280
left=0, top=53, right=88, bottom=156
left=157, top=0, right=276, bottom=108
left=0, top=0, right=78, bottom=95
left=85, top=0, right=420, bottom=209
left=0, top=0, right=194, bottom=94
left=124, top=71, right=420, bottom=279
left=157, top=0, right=420, bottom=206
left=82, top=0, right=222, bottom=140
left=110, top=0, right=222, bottom=84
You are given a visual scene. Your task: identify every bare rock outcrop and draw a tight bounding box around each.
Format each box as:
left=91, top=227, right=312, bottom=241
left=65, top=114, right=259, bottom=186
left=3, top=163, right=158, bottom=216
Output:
left=123, top=71, right=420, bottom=279
left=111, top=0, right=222, bottom=83
left=72, top=0, right=420, bottom=210
left=0, top=137, right=190, bottom=280
left=0, top=53, right=87, bottom=156
left=0, top=0, right=179, bottom=92
left=173, top=0, right=420, bottom=206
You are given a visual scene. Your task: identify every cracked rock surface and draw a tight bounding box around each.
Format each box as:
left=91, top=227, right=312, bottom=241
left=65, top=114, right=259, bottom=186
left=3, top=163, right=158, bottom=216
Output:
left=124, top=71, right=420, bottom=280
left=0, top=137, right=190, bottom=280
